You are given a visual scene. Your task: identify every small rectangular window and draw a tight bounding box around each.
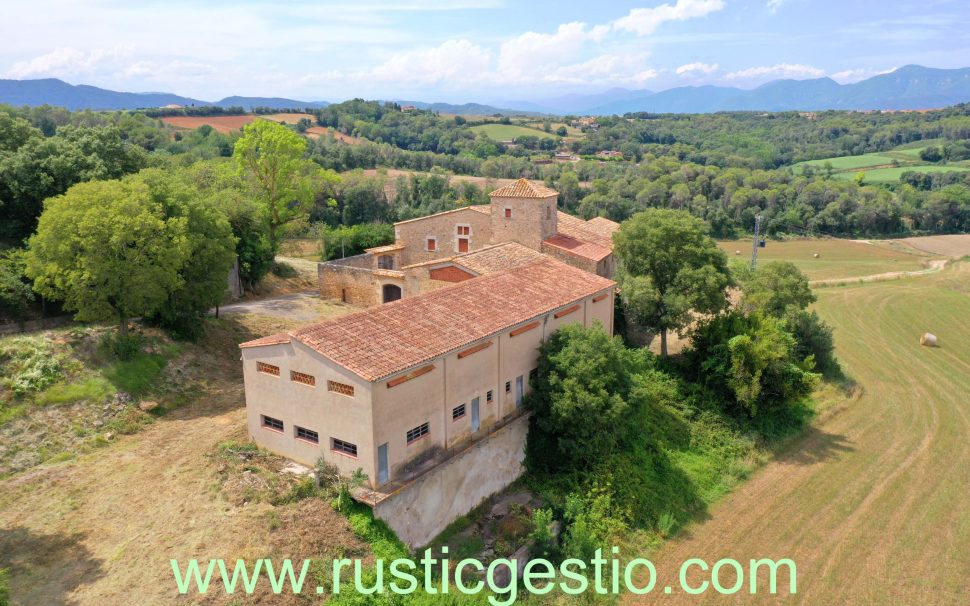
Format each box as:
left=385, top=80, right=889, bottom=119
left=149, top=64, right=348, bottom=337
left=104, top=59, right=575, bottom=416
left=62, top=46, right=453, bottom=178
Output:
left=290, top=370, right=315, bottom=386
left=256, top=362, right=280, bottom=377
left=487, top=390, right=493, bottom=403
left=504, top=208, right=513, bottom=219
left=332, top=438, right=358, bottom=457
left=406, top=422, right=430, bottom=444
left=529, top=368, right=538, bottom=381
left=456, top=225, right=470, bottom=235
left=328, top=380, right=355, bottom=397
left=296, top=426, right=319, bottom=444
left=262, top=415, right=284, bottom=432
left=505, top=381, right=511, bottom=393
left=453, top=404, right=466, bottom=421
left=427, top=238, right=437, bottom=251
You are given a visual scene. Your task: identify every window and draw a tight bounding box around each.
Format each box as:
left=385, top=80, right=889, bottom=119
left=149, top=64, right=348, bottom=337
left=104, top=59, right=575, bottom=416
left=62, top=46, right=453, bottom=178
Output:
left=328, top=380, right=354, bottom=397
left=456, top=225, right=470, bottom=235
left=426, top=238, right=437, bottom=252
left=290, top=370, right=315, bottom=386
left=295, top=426, right=319, bottom=444
left=505, top=381, right=511, bottom=393
left=504, top=208, right=513, bottom=219
left=529, top=368, right=538, bottom=382
left=262, top=415, right=283, bottom=432
left=486, top=390, right=494, bottom=403
left=406, top=422, right=430, bottom=444
left=453, top=404, right=466, bottom=421
left=546, top=206, right=552, bottom=220
left=332, top=438, right=358, bottom=457
left=256, top=362, right=280, bottom=377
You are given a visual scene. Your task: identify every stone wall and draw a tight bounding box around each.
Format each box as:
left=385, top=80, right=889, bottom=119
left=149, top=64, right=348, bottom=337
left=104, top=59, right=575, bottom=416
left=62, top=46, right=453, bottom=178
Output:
left=372, top=413, right=529, bottom=548
left=394, top=207, right=493, bottom=266
left=319, top=255, right=381, bottom=306
left=489, top=194, right=557, bottom=251
left=539, top=243, right=599, bottom=275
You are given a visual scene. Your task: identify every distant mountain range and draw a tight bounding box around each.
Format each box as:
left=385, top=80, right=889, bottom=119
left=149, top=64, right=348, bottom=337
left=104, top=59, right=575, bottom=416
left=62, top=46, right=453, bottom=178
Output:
left=0, top=78, right=329, bottom=111
left=2, top=66, right=969, bottom=115
left=540, top=65, right=970, bottom=115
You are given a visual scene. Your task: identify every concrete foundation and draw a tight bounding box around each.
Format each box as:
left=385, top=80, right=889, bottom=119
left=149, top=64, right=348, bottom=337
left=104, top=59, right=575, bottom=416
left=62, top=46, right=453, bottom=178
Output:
left=371, top=414, right=529, bottom=548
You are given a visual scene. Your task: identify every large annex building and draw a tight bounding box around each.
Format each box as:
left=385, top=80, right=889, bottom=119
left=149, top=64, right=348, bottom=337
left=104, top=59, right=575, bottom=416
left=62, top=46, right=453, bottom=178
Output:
left=239, top=179, right=620, bottom=545
left=319, top=179, right=620, bottom=306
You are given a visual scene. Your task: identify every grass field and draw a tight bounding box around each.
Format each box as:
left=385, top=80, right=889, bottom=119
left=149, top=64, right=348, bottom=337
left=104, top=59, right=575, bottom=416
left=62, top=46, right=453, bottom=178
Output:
left=832, top=164, right=970, bottom=182
left=160, top=113, right=314, bottom=134
left=469, top=123, right=558, bottom=141
left=632, top=261, right=970, bottom=605
left=717, top=238, right=936, bottom=281
left=791, top=140, right=970, bottom=183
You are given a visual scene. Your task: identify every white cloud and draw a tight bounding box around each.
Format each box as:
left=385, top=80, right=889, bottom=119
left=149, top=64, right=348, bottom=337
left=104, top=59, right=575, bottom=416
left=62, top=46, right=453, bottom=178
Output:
left=545, top=53, right=658, bottom=86
left=369, top=39, right=492, bottom=86
left=766, top=0, right=786, bottom=13
left=7, top=46, right=132, bottom=79
left=676, top=61, right=718, bottom=75
left=725, top=63, right=825, bottom=80
left=830, top=67, right=896, bottom=83
left=498, top=22, right=601, bottom=78
left=612, top=0, right=725, bottom=36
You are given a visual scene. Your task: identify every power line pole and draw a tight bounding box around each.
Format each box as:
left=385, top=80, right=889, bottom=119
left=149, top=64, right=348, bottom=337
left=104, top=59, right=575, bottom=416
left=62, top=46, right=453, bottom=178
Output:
left=751, top=214, right=763, bottom=271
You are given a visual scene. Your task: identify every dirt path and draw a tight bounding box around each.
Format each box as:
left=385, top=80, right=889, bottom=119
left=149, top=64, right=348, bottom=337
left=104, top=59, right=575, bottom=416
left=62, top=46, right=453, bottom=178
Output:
left=626, top=263, right=970, bottom=605
left=811, top=258, right=948, bottom=286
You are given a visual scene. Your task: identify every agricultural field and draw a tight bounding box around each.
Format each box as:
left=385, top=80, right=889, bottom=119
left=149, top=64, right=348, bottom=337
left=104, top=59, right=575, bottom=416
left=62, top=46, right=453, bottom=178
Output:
left=633, top=259, right=970, bottom=605
left=159, top=113, right=314, bottom=134
left=304, top=125, right=362, bottom=144
left=468, top=123, right=558, bottom=141
left=717, top=238, right=938, bottom=281
left=831, top=164, right=970, bottom=182
left=791, top=140, right=970, bottom=183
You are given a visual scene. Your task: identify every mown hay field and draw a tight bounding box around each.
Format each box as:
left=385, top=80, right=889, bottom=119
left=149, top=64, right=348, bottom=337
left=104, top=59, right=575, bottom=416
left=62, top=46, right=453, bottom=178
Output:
left=631, top=261, right=970, bottom=605
left=717, top=238, right=936, bottom=281
left=468, top=123, right=558, bottom=140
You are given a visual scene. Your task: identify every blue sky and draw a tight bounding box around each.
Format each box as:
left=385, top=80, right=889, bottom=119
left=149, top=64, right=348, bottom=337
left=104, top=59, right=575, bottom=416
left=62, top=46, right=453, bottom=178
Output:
left=2, top=0, right=968, bottom=102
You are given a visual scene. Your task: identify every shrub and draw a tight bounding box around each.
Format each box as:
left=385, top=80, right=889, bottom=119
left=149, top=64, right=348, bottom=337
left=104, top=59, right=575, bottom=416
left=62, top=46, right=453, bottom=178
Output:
left=561, top=489, right=626, bottom=561
left=0, top=336, right=64, bottom=397
left=528, top=508, right=558, bottom=559
left=101, top=331, right=143, bottom=361
left=316, top=457, right=340, bottom=490
left=0, top=567, right=8, bottom=606
left=322, top=223, right=394, bottom=260
left=270, top=260, right=298, bottom=278
left=786, top=309, right=841, bottom=378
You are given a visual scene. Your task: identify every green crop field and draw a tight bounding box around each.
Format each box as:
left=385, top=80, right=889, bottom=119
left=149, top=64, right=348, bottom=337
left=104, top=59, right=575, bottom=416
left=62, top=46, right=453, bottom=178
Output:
left=832, top=164, right=970, bottom=183
left=468, top=123, right=558, bottom=141
left=640, top=261, right=970, bottom=605
left=717, top=238, right=935, bottom=281
left=794, top=153, right=897, bottom=172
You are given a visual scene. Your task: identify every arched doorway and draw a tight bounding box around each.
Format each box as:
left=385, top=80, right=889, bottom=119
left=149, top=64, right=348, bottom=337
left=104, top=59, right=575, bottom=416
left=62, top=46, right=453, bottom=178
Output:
left=382, top=284, right=402, bottom=303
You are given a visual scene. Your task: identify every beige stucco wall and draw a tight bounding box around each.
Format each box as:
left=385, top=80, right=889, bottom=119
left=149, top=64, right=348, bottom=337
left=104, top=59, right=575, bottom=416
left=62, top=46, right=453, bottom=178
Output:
left=394, top=208, right=493, bottom=266
left=241, top=340, right=377, bottom=481
left=242, top=285, right=615, bottom=490
left=489, top=194, right=558, bottom=250
left=373, top=413, right=529, bottom=548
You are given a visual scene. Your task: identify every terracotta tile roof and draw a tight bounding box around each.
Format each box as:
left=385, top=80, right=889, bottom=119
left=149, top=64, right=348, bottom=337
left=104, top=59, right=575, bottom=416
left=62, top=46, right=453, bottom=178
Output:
left=556, top=212, right=615, bottom=249
left=543, top=234, right=613, bottom=263
left=365, top=243, right=406, bottom=254
left=585, top=216, right=621, bottom=239
left=489, top=178, right=558, bottom=199
left=239, top=333, right=292, bottom=348
left=469, top=205, right=492, bottom=215
left=393, top=206, right=485, bottom=227
left=239, top=258, right=614, bottom=382
left=452, top=242, right=545, bottom=275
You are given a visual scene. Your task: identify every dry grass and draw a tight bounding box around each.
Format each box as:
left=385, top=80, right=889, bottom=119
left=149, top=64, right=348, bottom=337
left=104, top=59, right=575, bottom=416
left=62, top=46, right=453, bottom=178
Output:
left=896, top=234, right=970, bottom=258
left=0, top=308, right=361, bottom=605
left=718, top=238, right=937, bottom=281
left=627, top=261, right=970, bottom=605
left=304, top=126, right=362, bottom=144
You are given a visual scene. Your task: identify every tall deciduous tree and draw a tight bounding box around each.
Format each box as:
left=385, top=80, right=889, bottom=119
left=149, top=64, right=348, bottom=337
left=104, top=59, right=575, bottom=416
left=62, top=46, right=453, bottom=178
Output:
left=25, top=179, right=189, bottom=334
left=234, top=120, right=335, bottom=251
left=613, top=209, right=732, bottom=356
left=736, top=260, right=816, bottom=317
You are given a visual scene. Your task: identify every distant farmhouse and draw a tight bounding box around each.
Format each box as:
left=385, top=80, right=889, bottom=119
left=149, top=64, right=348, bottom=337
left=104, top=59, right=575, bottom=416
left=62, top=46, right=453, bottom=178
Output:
left=319, top=179, right=618, bottom=307
left=239, top=180, right=620, bottom=545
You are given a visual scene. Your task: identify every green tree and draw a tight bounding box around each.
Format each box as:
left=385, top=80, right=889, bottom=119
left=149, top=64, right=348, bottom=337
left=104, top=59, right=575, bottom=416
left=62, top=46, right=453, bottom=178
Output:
left=137, top=169, right=237, bottom=340
left=613, top=209, right=732, bottom=356
left=25, top=179, right=189, bottom=334
left=736, top=260, right=816, bottom=317
left=525, top=323, right=643, bottom=470
left=234, top=120, right=331, bottom=251
left=0, top=249, right=35, bottom=320
left=556, top=126, right=568, bottom=137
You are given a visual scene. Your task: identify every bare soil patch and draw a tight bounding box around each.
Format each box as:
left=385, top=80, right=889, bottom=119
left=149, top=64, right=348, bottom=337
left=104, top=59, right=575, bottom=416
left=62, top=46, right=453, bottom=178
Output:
left=160, top=115, right=256, bottom=134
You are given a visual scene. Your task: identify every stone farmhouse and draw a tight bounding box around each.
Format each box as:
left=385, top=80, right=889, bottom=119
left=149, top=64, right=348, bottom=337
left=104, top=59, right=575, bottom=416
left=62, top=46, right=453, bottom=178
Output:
left=240, top=258, right=615, bottom=545
left=319, top=179, right=619, bottom=307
